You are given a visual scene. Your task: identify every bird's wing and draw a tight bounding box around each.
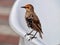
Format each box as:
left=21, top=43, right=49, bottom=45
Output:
left=32, top=13, right=43, bottom=33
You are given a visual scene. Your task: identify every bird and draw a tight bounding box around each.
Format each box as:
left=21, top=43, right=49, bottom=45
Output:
left=21, top=4, right=43, bottom=39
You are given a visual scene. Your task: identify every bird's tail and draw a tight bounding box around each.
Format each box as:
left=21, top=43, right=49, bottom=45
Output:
left=40, top=28, right=43, bottom=34
left=39, top=31, right=43, bottom=39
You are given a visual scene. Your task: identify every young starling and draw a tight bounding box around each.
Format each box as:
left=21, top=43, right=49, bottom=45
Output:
left=21, top=4, right=43, bottom=39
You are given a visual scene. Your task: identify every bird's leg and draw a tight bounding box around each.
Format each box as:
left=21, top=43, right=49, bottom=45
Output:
left=31, top=31, right=37, bottom=38
left=27, top=30, right=33, bottom=35
left=25, top=30, right=33, bottom=36
left=28, top=32, right=37, bottom=41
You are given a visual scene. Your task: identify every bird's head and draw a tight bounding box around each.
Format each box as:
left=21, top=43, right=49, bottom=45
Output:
left=21, top=4, right=34, bottom=12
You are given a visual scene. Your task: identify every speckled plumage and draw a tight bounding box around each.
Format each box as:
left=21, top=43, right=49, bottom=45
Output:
left=21, top=4, right=43, bottom=39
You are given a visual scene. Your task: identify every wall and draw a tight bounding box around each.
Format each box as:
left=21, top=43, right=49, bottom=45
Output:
left=0, top=0, right=19, bottom=45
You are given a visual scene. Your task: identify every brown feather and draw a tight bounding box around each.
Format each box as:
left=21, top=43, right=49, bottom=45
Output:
left=22, top=4, right=43, bottom=39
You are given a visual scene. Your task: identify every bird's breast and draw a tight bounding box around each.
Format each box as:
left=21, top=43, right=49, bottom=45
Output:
left=25, top=14, right=29, bottom=18
left=25, top=12, right=31, bottom=18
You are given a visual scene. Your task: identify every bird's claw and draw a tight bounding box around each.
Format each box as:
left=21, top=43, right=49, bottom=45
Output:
left=24, top=33, right=33, bottom=37
left=28, top=36, right=37, bottom=41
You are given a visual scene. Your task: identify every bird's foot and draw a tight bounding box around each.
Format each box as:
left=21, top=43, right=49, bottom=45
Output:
left=28, top=36, right=37, bottom=41
left=24, top=33, right=33, bottom=37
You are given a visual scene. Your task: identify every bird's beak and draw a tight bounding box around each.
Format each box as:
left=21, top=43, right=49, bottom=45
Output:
left=21, top=6, right=26, bottom=8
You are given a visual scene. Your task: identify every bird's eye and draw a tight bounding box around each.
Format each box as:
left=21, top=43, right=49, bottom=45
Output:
left=27, top=7, right=29, bottom=9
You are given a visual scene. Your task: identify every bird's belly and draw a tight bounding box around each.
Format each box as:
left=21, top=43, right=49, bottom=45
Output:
left=26, top=18, right=32, bottom=27
left=27, top=22, right=37, bottom=31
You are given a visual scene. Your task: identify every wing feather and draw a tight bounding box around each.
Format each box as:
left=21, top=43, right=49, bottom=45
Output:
left=32, top=13, right=43, bottom=33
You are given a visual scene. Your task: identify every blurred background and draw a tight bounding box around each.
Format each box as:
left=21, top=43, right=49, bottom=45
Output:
left=0, top=0, right=19, bottom=45
left=0, top=0, right=60, bottom=45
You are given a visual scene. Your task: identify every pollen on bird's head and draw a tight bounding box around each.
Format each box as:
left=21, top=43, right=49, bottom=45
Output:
left=24, top=4, right=34, bottom=12
left=25, top=4, right=34, bottom=9
left=21, top=4, right=34, bottom=12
